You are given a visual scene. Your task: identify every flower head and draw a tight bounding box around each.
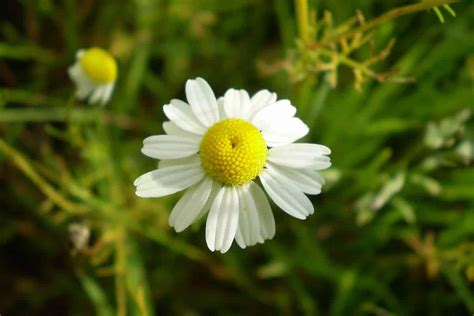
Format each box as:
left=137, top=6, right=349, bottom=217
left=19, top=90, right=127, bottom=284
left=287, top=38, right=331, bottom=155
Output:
left=134, top=78, right=331, bottom=253
left=68, top=47, right=117, bottom=105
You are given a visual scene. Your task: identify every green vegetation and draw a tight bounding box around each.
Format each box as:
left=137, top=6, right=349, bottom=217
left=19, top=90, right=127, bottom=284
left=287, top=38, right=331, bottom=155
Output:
left=0, top=0, right=473, bottom=315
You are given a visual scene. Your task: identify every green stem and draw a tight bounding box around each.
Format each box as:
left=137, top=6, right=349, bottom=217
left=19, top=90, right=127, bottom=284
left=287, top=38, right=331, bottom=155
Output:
left=115, top=228, right=127, bottom=316
left=0, top=107, right=141, bottom=130
left=318, top=48, right=378, bottom=79
left=295, top=0, right=311, bottom=43
left=0, top=139, right=87, bottom=214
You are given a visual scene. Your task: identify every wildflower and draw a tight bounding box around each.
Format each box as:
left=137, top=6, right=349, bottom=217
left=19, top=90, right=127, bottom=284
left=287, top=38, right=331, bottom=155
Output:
left=68, top=47, right=117, bottom=105
left=134, top=78, right=331, bottom=253
left=68, top=223, right=91, bottom=255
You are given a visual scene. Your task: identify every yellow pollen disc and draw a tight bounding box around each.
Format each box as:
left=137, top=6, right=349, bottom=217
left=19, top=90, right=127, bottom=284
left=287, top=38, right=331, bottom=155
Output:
left=200, top=118, right=267, bottom=186
left=79, top=47, right=117, bottom=83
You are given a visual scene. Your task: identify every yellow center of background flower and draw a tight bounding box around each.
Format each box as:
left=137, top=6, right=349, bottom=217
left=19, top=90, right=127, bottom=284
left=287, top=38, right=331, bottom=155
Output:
left=79, top=48, right=117, bottom=84
left=200, top=118, right=267, bottom=186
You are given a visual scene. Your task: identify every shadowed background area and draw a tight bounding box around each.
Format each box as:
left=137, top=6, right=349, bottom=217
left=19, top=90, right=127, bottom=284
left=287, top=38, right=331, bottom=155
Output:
left=0, top=0, right=473, bottom=315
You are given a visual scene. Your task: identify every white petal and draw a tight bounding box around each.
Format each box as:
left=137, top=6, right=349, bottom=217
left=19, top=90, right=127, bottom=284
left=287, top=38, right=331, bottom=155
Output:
left=134, top=155, right=200, bottom=184
left=68, top=55, right=111, bottom=106
left=163, top=99, right=207, bottom=135
left=206, top=186, right=240, bottom=253
left=267, top=163, right=324, bottom=195
left=88, top=87, right=104, bottom=104
left=235, top=184, right=261, bottom=249
left=268, top=143, right=331, bottom=170
left=248, top=182, right=275, bottom=241
left=193, top=180, right=222, bottom=222
left=223, top=89, right=250, bottom=119
left=234, top=229, right=245, bottom=248
left=169, top=177, right=214, bottom=232
left=217, top=97, right=227, bottom=120
left=162, top=121, right=202, bottom=142
left=261, top=117, right=309, bottom=147
left=69, top=64, right=99, bottom=101
left=157, top=154, right=200, bottom=169
left=75, top=82, right=94, bottom=100
left=68, top=63, right=82, bottom=81
left=248, top=89, right=277, bottom=119
left=141, top=134, right=199, bottom=160
left=185, top=77, right=219, bottom=127
left=259, top=166, right=314, bottom=220
left=134, top=162, right=205, bottom=198
left=100, top=84, right=114, bottom=105
left=251, top=99, right=296, bottom=131
left=75, top=49, right=85, bottom=59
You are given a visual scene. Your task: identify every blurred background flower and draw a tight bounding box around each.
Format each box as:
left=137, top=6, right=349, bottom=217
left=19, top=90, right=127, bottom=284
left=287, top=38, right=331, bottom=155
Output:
left=68, top=47, right=117, bottom=105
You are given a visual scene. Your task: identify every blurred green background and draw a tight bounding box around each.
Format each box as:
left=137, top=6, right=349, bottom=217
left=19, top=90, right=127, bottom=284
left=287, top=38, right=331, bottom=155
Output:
left=0, top=0, right=473, bottom=315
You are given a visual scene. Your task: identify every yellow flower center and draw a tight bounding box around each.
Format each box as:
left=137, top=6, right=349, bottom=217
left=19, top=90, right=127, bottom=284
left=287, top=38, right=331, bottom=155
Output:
left=199, top=118, right=267, bottom=186
left=79, top=48, right=117, bottom=84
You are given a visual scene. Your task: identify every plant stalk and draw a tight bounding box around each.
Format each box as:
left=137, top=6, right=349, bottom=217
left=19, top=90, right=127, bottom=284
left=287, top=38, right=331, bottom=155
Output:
left=295, top=0, right=311, bottom=43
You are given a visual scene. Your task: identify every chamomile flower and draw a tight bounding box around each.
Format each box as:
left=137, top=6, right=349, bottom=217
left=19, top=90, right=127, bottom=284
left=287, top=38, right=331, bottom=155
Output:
left=68, top=47, right=117, bottom=105
left=134, top=78, right=331, bottom=253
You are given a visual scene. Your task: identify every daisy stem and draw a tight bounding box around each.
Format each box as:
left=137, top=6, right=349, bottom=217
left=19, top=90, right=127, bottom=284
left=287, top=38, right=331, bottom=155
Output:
left=93, top=108, right=121, bottom=202
left=114, top=227, right=127, bottom=316
left=294, top=0, right=317, bottom=118
left=65, top=92, right=83, bottom=145
left=65, top=92, right=75, bottom=123
left=94, top=105, right=131, bottom=315
left=295, top=0, right=311, bottom=43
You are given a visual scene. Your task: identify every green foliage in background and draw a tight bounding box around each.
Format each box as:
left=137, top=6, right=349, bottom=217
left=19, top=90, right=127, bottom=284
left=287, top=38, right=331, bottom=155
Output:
left=0, top=0, right=473, bottom=315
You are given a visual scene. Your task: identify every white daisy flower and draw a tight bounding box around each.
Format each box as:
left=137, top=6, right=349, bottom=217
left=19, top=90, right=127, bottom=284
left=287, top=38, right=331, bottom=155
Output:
left=68, top=47, right=117, bottom=105
left=134, top=78, right=331, bottom=253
